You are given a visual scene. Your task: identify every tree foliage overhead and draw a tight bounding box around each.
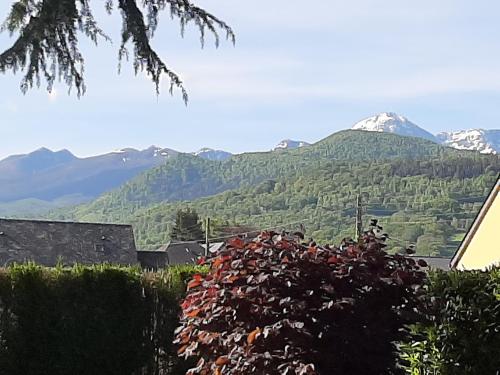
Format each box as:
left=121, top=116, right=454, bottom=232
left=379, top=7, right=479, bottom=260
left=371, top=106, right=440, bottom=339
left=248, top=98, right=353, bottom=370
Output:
left=0, top=0, right=235, bottom=100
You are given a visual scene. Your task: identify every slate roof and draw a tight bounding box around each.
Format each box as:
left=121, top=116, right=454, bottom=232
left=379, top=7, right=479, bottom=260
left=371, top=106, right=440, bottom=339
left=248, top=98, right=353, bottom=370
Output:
left=163, top=241, right=206, bottom=265
left=202, top=242, right=225, bottom=254
left=137, top=241, right=206, bottom=269
left=412, top=256, right=451, bottom=271
left=0, top=218, right=137, bottom=266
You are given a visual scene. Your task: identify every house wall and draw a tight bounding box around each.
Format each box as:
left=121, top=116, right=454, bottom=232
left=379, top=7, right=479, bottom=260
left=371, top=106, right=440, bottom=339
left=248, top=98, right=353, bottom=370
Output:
left=456, top=183, right=500, bottom=270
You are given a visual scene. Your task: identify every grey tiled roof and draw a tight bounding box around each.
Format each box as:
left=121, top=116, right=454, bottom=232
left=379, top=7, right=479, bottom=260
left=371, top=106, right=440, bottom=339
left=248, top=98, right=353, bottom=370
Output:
left=137, top=241, right=206, bottom=269
left=412, top=256, right=451, bottom=271
left=164, top=241, right=205, bottom=265
left=0, top=218, right=137, bottom=266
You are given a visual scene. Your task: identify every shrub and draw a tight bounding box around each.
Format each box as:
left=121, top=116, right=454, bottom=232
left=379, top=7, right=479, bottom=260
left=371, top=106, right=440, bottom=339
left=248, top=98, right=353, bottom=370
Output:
left=175, top=231, right=427, bottom=375
left=0, top=263, right=204, bottom=375
left=399, top=268, right=500, bottom=375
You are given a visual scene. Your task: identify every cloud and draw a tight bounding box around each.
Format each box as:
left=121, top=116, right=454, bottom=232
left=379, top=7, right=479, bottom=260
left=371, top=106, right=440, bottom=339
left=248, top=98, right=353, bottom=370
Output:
left=165, top=52, right=500, bottom=103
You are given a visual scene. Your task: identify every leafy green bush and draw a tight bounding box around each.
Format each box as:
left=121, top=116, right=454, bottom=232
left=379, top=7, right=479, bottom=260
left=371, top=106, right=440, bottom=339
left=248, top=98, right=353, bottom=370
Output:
left=400, top=268, right=500, bottom=374
left=0, top=263, right=204, bottom=375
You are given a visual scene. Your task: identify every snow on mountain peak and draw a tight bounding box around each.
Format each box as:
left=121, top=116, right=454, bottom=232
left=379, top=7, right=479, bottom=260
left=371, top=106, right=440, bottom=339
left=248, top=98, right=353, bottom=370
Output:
left=437, top=129, right=499, bottom=154
left=274, top=139, right=311, bottom=151
left=193, top=148, right=233, bottom=161
left=352, top=112, right=437, bottom=142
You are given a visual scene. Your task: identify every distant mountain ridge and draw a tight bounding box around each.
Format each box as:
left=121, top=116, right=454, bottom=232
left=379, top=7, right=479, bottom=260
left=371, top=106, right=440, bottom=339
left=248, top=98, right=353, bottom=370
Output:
left=192, top=148, right=233, bottom=161
left=437, top=129, right=500, bottom=154
left=1, top=113, right=499, bottom=217
left=0, top=146, right=177, bottom=203
left=47, top=130, right=500, bottom=256
left=352, top=112, right=499, bottom=154
left=274, top=139, right=311, bottom=150
left=57, top=130, right=463, bottom=223
left=352, top=112, right=438, bottom=142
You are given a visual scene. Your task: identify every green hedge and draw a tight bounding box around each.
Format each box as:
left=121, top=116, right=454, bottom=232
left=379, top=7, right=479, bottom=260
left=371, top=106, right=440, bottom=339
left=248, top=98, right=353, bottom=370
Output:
left=400, top=268, right=500, bottom=375
left=0, top=263, right=204, bottom=375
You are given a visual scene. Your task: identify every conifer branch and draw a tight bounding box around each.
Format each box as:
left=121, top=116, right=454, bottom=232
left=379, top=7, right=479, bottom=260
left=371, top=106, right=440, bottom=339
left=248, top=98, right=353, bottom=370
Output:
left=0, top=0, right=235, bottom=101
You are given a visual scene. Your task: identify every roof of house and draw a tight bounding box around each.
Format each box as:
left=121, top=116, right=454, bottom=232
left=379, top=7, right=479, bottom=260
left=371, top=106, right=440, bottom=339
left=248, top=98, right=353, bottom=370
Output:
left=163, top=241, right=206, bottom=265
left=202, top=242, right=225, bottom=254
left=412, top=256, right=451, bottom=271
left=0, top=218, right=137, bottom=266
left=450, top=175, right=500, bottom=269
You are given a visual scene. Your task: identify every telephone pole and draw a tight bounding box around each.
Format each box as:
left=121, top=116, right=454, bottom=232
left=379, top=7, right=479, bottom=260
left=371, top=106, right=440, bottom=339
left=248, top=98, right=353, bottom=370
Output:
left=205, top=217, right=211, bottom=257
left=355, top=194, right=363, bottom=241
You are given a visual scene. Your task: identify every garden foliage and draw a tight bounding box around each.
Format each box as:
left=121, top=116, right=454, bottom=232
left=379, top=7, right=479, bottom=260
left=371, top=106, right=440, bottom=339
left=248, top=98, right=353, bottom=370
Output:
left=0, top=263, right=203, bottom=375
left=176, top=230, right=427, bottom=375
left=400, top=268, right=500, bottom=375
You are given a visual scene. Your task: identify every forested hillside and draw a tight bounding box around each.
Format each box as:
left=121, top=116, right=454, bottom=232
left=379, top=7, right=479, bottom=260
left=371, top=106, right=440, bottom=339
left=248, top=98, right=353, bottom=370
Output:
left=48, top=130, right=500, bottom=256
left=56, top=131, right=461, bottom=214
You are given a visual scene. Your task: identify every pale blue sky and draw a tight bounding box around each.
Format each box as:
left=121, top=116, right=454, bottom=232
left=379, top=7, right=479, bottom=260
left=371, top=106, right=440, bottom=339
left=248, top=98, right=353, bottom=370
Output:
left=1, top=0, right=500, bottom=159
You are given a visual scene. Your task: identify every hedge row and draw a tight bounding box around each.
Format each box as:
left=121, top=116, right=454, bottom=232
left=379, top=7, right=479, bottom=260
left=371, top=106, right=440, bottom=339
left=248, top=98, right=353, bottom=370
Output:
left=400, top=268, right=500, bottom=375
left=1, top=262, right=499, bottom=375
left=0, top=263, right=205, bottom=375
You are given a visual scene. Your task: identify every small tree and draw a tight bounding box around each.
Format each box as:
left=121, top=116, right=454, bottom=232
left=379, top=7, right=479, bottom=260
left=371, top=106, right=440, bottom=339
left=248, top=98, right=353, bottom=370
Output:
left=170, top=208, right=203, bottom=242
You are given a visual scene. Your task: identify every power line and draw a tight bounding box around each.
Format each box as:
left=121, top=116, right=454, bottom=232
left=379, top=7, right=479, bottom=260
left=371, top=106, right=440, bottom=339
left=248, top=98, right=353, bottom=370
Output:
left=207, top=219, right=312, bottom=242
left=138, top=219, right=314, bottom=248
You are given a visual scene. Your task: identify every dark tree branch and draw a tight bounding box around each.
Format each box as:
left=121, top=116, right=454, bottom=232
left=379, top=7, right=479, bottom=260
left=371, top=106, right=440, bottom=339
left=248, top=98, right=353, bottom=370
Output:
left=0, top=0, right=235, bottom=101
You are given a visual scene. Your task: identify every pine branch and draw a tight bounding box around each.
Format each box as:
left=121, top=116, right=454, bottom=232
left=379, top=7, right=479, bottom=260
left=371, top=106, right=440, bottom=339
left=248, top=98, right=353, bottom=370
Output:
left=0, top=0, right=235, bottom=101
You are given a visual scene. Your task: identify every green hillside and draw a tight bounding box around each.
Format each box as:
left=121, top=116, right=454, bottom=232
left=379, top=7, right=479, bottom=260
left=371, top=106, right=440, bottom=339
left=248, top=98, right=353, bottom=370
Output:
left=59, top=130, right=461, bottom=216
left=49, top=131, right=500, bottom=256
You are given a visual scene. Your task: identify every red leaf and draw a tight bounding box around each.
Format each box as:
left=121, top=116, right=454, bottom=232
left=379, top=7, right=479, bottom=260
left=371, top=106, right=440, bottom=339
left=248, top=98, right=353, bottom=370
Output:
left=247, top=327, right=261, bottom=345
left=186, top=308, right=202, bottom=318
left=327, top=256, right=342, bottom=264
left=215, top=356, right=230, bottom=366
left=187, top=279, right=202, bottom=290
left=228, top=237, right=245, bottom=249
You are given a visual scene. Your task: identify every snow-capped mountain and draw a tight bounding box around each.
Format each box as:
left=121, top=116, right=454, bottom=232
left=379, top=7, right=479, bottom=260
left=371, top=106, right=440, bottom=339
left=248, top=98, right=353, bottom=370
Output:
left=193, top=148, right=233, bottom=161
left=274, top=139, right=311, bottom=151
left=351, top=112, right=500, bottom=154
left=352, top=112, right=437, bottom=142
left=111, top=146, right=178, bottom=162
left=437, top=129, right=500, bottom=154
left=0, top=146, right=179, bottom=203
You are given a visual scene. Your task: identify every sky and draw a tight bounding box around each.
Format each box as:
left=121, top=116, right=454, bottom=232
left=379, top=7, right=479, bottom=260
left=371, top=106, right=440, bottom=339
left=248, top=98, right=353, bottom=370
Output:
left=1, top=0, right=500, bottom=159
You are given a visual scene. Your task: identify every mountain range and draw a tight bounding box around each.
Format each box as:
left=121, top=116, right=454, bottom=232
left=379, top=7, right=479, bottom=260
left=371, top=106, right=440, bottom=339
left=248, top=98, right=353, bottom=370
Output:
left=0, top=112, right=498, bottom=217
left=47, top=130, right=500, bottom=256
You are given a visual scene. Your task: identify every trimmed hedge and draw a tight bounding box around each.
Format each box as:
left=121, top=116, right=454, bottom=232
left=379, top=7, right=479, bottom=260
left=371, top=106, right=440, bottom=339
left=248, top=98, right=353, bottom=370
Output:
left=0, top=263, right=204, bottom=375
left=400, top=268, right=500, bottom=374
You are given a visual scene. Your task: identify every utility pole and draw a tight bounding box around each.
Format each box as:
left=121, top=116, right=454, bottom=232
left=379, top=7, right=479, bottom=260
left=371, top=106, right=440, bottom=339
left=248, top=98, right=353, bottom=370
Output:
left=205, top=217, right=211, bottom=257
left=355, top=194, right=363, bottom=241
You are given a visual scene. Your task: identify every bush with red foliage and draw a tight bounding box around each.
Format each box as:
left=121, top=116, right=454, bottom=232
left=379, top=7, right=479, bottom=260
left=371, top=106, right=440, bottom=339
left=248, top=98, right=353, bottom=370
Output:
left=175, top=229, right=427, bottom=375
